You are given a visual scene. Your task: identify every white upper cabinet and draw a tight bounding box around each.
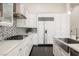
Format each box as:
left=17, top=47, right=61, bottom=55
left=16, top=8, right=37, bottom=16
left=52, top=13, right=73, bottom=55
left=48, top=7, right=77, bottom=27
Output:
left=0, top=3, right=13, bottom=26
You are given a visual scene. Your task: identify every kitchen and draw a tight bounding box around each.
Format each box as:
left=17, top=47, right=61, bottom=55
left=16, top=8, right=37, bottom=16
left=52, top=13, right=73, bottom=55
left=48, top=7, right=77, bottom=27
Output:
left=0, top=3, right=79, bottom=56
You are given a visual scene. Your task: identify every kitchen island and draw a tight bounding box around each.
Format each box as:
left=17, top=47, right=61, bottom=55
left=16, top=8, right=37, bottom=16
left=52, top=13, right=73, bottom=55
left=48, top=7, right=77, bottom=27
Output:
left=53, top=38, right=79, bottom=56
left=0, top=34, right=33, bottom=56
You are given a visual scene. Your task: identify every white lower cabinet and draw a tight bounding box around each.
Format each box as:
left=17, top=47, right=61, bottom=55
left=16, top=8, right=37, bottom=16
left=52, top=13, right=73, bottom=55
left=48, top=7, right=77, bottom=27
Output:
left=25, top=36, right=33, bottom=56
left=53, top=43, right=70, bottom=56
left=53, top=44, right=61, bottom=56
left=7, top=36, right=33, bottom=56
left=32, top=33, right=38, bottom=45
left=7, top=45, right=22, bottom=56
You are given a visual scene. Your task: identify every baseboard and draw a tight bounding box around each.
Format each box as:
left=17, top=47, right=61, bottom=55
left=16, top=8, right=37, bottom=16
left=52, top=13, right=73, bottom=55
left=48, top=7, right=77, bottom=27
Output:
left=38, top=44, right=53, bottom=46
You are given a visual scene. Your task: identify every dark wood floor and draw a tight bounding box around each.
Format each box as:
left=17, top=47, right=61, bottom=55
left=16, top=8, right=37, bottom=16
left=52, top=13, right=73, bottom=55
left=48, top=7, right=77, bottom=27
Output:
left=29, top=44, right=54, bottom=56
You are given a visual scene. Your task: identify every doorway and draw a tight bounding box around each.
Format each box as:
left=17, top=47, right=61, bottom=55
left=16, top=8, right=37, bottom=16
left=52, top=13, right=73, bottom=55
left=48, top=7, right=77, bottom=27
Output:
left=37, top=17, right=55, bottom=44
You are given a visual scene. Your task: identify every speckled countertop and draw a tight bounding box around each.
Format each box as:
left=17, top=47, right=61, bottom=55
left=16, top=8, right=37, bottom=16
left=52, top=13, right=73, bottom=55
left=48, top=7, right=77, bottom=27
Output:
left=0, top=40, right=23, bottom=55
left=0, top=33, right=33, bottom=56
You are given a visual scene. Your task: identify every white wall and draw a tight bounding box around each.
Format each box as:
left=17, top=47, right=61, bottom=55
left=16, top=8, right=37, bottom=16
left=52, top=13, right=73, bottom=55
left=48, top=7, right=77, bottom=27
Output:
left=25, top=3, right=67, bottom=13
left=70, top=5, right=79, bottom=38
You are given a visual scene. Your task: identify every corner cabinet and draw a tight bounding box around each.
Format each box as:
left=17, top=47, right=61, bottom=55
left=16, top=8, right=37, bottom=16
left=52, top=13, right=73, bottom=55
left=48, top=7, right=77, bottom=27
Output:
left=0, top=3, right=13, bottom=26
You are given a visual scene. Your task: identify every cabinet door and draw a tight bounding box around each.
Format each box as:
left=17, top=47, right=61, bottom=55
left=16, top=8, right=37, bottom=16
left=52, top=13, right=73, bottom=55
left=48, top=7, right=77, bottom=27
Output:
left=3, top=3, right=13, bottom=25
left=32, top=33, right=38, bottom=45
left=53, top=44, right=62, bottom=56
left=53, top=45, right=58, bottom=56
left=55, top=14, right=70, bottom=38
left=53, top=43, right=70, bottom=56
left=24, top=36, right=33, bottom=56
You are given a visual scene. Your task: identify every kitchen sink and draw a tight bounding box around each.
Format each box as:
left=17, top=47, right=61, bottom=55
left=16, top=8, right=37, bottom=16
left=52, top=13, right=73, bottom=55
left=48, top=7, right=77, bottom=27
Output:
left=59, top=38, right=79, bottom=44
left=54, top=38, right=79, bottom=53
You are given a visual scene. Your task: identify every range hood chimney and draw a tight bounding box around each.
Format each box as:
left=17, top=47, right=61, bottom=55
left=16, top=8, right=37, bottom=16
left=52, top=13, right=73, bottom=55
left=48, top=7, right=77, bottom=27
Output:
left=13, top=12, right=26, bottom=19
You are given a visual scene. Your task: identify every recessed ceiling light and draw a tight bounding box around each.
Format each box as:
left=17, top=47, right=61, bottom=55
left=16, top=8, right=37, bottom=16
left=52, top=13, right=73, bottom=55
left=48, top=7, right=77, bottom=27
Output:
left=68, top=11, right=71, bottom=15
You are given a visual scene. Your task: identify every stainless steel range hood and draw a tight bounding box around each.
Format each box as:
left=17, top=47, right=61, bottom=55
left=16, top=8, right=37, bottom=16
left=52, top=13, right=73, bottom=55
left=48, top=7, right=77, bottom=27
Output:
left=13, top=12, right=26, bottom=19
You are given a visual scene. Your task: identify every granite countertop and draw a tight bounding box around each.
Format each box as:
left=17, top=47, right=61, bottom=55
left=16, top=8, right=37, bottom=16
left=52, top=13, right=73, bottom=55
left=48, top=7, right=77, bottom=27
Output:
left=54, top=38, right=79, bottom=53
left=0, top=40, right=23, bottom=55
left=0, top=33, right=33, bottom=56
left=54, top=38, right=68, bottom=45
